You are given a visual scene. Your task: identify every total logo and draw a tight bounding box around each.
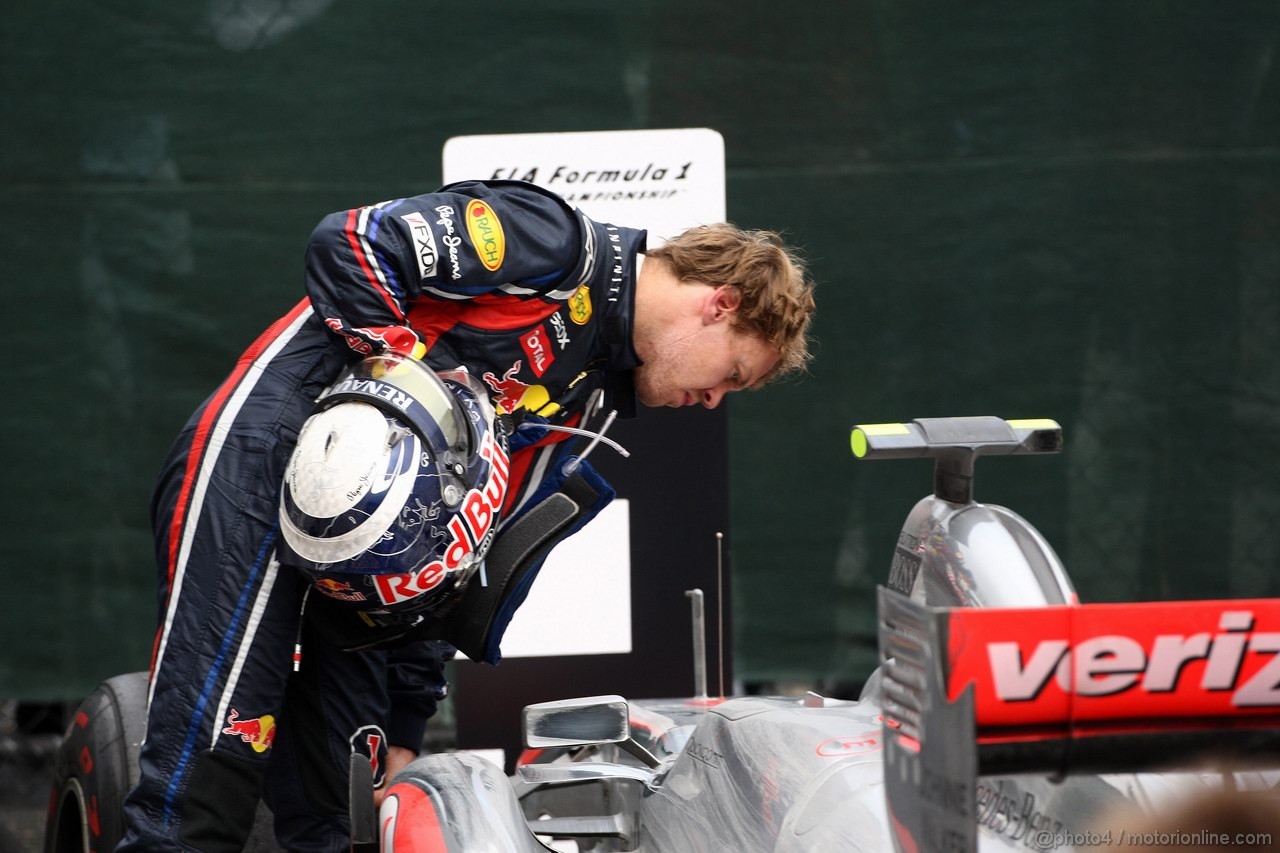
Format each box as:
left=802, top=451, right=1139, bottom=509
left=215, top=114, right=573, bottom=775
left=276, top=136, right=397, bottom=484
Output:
left=372, top=432, right=510, bottom=606
left=222, top=710, right=276, bottom=753
left=520, top=326, right=555, bottom=377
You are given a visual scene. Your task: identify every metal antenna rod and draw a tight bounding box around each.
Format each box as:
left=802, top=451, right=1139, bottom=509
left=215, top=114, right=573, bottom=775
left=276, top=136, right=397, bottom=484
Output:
left=556, top=410, right=626, bottom=477
left=685, top=589, right=708, bottom=699
left=716, top=532, right=725, bottom=699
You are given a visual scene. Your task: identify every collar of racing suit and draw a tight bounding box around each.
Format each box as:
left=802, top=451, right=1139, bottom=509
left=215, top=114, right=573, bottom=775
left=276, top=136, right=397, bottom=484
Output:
left=596, top=225, right=646, bottom=419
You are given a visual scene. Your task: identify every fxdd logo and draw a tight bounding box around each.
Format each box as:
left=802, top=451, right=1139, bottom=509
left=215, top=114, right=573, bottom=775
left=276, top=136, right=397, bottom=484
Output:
left=400, top=211, right=439, bottom=279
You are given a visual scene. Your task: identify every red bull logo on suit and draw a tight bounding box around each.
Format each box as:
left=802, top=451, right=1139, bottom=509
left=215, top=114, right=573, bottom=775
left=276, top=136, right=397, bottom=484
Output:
left=222, top=709, right=276, bottom=753
left=482, top=361, right=553, bottom=414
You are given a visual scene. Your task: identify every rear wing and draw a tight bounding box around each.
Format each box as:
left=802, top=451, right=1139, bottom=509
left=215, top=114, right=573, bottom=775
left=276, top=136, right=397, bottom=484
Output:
left=878, top=587, right=1280, bottom=853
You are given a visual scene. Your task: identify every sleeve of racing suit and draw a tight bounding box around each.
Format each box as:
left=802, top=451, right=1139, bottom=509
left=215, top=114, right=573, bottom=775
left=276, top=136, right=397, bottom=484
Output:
left=384, top=639, right=457, bottom=751
left=304, top=180, right=582, bottom=356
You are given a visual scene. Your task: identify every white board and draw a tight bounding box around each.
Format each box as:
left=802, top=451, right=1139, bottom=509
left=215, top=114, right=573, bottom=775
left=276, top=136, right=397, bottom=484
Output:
left=443, top=127, right=726, bottom=246
left=494, top=499, right=632, bottom=658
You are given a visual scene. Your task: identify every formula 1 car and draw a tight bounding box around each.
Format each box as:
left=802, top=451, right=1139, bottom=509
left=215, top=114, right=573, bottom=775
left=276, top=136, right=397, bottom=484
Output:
left=45, top=417, right=1280, bottom=852
left=375, top=417, right=1280, bottom=852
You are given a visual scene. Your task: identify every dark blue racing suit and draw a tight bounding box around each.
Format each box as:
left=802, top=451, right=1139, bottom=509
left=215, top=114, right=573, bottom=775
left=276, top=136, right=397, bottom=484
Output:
left=120, top=180, right=646, bottom=851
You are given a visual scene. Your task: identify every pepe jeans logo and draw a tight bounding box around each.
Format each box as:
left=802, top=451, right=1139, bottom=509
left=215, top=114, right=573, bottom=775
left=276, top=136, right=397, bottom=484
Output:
left=434, top=205, right=463, bottom=280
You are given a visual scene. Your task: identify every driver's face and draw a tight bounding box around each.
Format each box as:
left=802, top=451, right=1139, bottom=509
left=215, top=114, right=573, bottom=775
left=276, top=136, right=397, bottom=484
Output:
left=635, top=323, right=780, bottom=409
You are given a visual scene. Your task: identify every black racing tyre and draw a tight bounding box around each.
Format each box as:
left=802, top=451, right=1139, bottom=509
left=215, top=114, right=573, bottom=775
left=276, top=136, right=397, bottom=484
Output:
left=43, top=672, right=148, bottom=853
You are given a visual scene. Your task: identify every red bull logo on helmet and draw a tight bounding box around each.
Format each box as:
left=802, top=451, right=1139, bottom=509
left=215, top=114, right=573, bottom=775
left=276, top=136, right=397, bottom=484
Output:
left=314, top=578, right=367, bottom=602
left=222, top=709, right=276, bottom=753
left=372, top=431, right=511, bottom=606
left=316, top=578, right=353, bottom=593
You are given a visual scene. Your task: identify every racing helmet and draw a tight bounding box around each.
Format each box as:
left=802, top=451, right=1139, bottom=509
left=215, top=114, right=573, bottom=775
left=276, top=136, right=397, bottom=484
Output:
left=278, top=353, right=510, bottom=616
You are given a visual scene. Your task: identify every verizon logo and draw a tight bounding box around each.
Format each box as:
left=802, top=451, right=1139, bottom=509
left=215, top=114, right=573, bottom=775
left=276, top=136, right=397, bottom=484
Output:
left=988, top=611, right=1280, bottom=706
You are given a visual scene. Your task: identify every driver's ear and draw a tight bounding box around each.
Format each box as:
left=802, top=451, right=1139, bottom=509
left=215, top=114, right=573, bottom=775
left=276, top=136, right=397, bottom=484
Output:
left=703, top=285, right=741, bottom=323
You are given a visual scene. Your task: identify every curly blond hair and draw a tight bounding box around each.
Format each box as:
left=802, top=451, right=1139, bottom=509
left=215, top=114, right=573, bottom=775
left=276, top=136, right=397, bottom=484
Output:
left=646, top=223, right=815, bottom=381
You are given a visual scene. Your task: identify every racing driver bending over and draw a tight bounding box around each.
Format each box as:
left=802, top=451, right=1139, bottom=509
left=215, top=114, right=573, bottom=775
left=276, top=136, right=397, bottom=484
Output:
left=120, top=179, right=815, bottom=852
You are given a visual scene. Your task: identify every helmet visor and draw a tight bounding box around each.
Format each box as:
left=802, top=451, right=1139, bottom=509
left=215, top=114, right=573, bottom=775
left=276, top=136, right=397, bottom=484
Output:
left=319, top=353, right=467, bottom=453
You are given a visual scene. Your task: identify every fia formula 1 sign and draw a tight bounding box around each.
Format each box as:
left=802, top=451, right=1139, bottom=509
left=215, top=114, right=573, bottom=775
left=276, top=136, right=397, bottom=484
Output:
left=443, top=128, right=726, bottom=246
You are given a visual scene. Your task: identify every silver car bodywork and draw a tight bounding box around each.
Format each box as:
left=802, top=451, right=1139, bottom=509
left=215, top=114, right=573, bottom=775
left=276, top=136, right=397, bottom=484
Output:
left=384, top=687, right=1234, bottom=852
left=378, top=418, right=1278, bottom=852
